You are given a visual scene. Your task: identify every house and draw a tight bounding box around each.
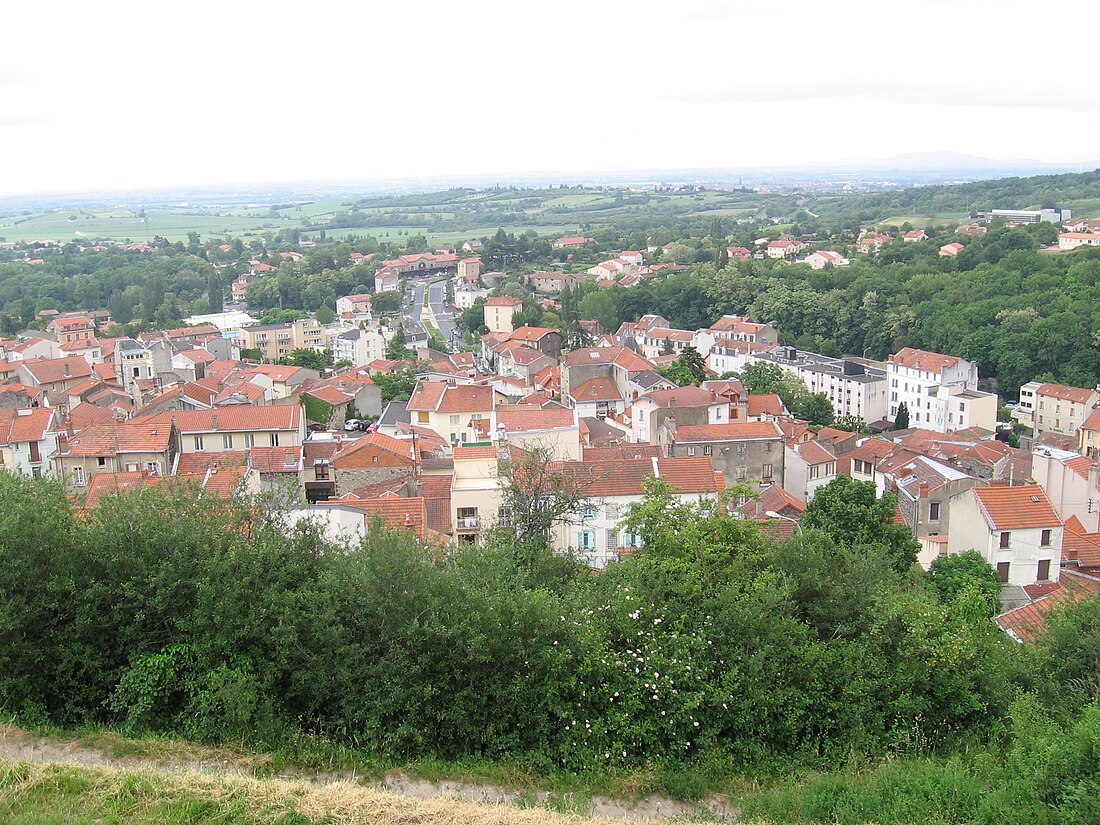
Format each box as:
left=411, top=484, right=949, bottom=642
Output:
left=1033, top=383, right=1099, bottom=436
left=506, top=326, right=561, bottom=358
left=495, top=406, right=580, bottom=460
left=0, top=407, right=59, bottom=478
left=939, top=242, right=965, bottom=257
left=955, top=224, right=988, bottom=236
left=660, top=420, right=784, bottom=489
left=884, top=453, right=979, bottom=544
left=766, top=239, right=805, bottom=259
left=140, top=406, right=306, bottom=453
left=1032, top=448, right=1099, bottom=533
left=47, top=316, right=96, bottom=347
left=527, top=271, right=577, bottom=294
left=328, top=431, right=418, bottom=497
left=561, top=346, right=657, bottom=418
left=1079, top=408, right=1100, bottom=457
left=996, top=569, right=1100, bottom=642
left=632, top=386, right=728, bottom=444
left=407, top=380, right=494, bottom=447
left=548, top=455, right=723, bottom=568
left=375, top=269, right=401, bottom=293
left=947, top=485, right=1063, bottom=586
left=725, top=246, right=752, bottom=260
left=15, top=356, right=93, bottom=394
left=335, top=294, right=373, bottom=316
left=857, top=233, right=894, bottom=253
left=495, top=343, right=555, bottom=386
left=461, top=239, right=484, bottom=253
left=330, top=326, right=390, bottom=367
left=1057, top=232, right=1100, bottom=251
left=802, top=250, right=850, bottom=269
left=52, top=419, right=179, bottom=488
left=237, top=318, right=329, bottom=361
left=902, top=229, right=928, bottom=242
left=886, top=347, right=996, bottom=433
left=457, top=257, right=482, bottom=280
left=553, top=236, right=596, bottom=249
left=484, top=295, right=524, bottom=334
left=784, top=439, right=838, bottom=502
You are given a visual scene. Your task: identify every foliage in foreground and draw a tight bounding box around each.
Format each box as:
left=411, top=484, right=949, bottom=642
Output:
left=0, top=473, right=1096, bottom=805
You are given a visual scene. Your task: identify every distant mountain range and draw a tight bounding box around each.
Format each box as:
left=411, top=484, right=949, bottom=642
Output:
left=1, top=153, right=1097, bottom=214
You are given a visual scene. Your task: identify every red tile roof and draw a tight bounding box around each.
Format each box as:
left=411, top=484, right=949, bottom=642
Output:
left=581, top=445, right=662, bottom=461
left=496, top=406, right=576, bottom=432
left=0, top=407, right=55, bottom=444
left=139, top=406, right=302, bottom=433
left=997, top=570, right=1100, bottom=642
left=642, top=386, right=720, bottom=408
left=673, top=422, right=782, bottom=442
left=61, top=420, right=175, bottom=457
left=888, top=347, right=960, bottom=374
left=1037, top=383, right=1095, bottom=404
left=556, top=455, right=720, bottom=497
left=485, top=296, right=523, bottom=307
left=972, top=485, right=1062, bottom=530
left=748, top=394, right=784, bottom=416
left=571, top=377, right=621, bottom=402
left=19, top=356, right=92, bottom=385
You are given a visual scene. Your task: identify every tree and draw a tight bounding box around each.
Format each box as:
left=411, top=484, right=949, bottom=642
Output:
left=108, top=291, right=134, bottom=325
left=315, top=306, right=336, bottom=325
left=802, top=476, right=919, bottom=574
left=496, top=444, right=597, bottom=545
left=797, top=393, right=835, bottom=427
left=660, top=337, right=676, bottom=356
left=834, top=415, right=870, bottom=434
left=738, top=362, right=787, bottom=394
left=894, top=401, right=910, bottom=430
left=386, top=326, right=412, bottom=360
left=207, top=272, right=224, bottom=314
left=286, top=348, right=331, bottom=371
left=927, top=550, right=1002, bottom=616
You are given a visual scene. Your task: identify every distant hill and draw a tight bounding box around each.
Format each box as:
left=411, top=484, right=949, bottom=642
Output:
left=808, top=169, right=1100, bottom=223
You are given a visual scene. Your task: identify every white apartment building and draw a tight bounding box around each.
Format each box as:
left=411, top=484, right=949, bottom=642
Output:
left=886, top=347, right=997, bottom=433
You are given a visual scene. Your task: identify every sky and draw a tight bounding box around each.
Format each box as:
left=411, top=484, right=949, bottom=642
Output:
left=2, top=0, right=1097, bottom=196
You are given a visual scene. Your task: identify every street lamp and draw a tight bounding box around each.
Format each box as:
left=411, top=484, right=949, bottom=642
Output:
left=765, top=510, right=804, bottom=535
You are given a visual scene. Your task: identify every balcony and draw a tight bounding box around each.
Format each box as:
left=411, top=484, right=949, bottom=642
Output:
left=456, top=516, right=480, bottom=529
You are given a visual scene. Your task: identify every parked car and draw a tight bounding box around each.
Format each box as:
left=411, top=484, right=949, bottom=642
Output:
left=344, top=419, right=363, bottom=431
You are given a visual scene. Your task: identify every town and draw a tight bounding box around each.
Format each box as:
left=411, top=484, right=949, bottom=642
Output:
left=2, top=199, right=1099, bottom=644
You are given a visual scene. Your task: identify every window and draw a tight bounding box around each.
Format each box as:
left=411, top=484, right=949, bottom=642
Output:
left=999, top=531, right=1011, bottom=549
left=703, top=445, right=713, bottom=456
left=244, top=433, right=255, bottom=448
left=737, top=466, right=747, bottom=479
left=497, top=505, right=513, bottom=527
left=765, top=441, right=772, bottom=452
left=687, top=446, right=696, bottom=456
left=580, top=505, right=597, bottom=521
left=762, top=463, right=773, bottom=479
left=194, top=435, right=205, bottom=451
left=223, top=434, right=234, bottom=450
left=605, top=504, right=618, bottom=520
left=314, top=462, right=329, bottom=480
left=577, top=529, right=595, bottom=550
left=737, top=443, right=747, bottom=457
left=605, top=528, right=619, bottom=549
left=929, top=502, right=940, bottom=521
left=97, top=456, right=107, bottom=467
left=417, top=411, right=430, bottom=424
left=73, top=467, right=85, bottom=485
left=1040, top=529, right=1052, bottom=547
left=449, top=414, right=460, bottom=425
left=997, top=562, right=1010, bottom=583
left=270, top=433, right=280, bottom=447
left=622, top=531, right=642, bottom=548
left=1037, top=559, right=1051, bottom=581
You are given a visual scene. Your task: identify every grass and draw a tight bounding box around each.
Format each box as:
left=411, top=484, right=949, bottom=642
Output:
left=4, top=760, right=717, bottom=825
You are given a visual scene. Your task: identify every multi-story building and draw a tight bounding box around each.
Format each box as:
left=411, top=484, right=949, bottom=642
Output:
left=407, top=380, right=494, bottom=447
left=659, top=420, right=784, bottom=490
left=947, top=485, right=1063, bottom=586
left=139, top=406, right=306, bottom=453
left=631, top=386, right=728, bottom=444
left=331, top=325, right=390, bottom=367
left=1033, top=383, right=1099, bottom=436
left=886, top=347, right=997, bottom=433
left=0, top=407, right=59, bottom=478
left=484, top=296, right=523, bottom=334
left=238, top=318, right=329, bottom=361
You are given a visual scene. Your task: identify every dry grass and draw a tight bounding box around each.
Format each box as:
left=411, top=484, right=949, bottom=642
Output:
left=0, top=759, right=730, bottom=825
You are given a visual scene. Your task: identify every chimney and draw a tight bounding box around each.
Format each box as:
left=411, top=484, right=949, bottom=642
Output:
left=918, top=482, right=929, bottom=499
left=404, top=513, right=415, bottom=527
left=651, top=455, right=660, bottom=477
left=211, top=414, right=218, bottom=431
left=63, top=360, right=71, bottom=377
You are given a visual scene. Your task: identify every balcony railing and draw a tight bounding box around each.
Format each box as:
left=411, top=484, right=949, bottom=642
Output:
left=456, top=516, right=480, bottom=529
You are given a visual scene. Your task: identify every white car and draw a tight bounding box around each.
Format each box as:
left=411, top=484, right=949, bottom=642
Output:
left=343, top=419, right=363, bottom=431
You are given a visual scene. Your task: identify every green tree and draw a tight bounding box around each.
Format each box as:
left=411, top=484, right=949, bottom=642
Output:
left=386, top=326, right=412, bottom=360
left=286, top=348, right=331, bottom=371
left=894, top=401, right=910, bottom=430
left=207, top=272, right=223, bottom=314
left=927, top=550, right=1002, bottom=616
left=802, top=476, right=919, bottom=574
left=142, top=273, right=165, bottom=323
left=798, top=393, right=835, bottom=426
left=315, top=306, right=336, bottom=325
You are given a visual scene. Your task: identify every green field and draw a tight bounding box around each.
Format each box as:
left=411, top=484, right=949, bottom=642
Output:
left=0, top=209, right=296, bottom=243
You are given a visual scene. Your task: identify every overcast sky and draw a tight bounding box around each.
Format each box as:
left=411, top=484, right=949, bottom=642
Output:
left=2, top=0, right=1096, bottom=195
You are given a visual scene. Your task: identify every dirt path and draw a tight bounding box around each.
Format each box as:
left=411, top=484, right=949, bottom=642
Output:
left=0, top=724, right=738, bottom=821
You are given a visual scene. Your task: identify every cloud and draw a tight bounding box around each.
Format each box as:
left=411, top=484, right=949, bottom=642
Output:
left=663, top=79, right=1100, bottom=113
